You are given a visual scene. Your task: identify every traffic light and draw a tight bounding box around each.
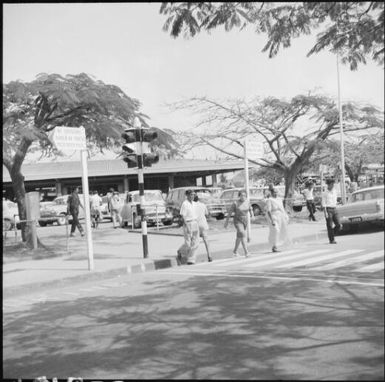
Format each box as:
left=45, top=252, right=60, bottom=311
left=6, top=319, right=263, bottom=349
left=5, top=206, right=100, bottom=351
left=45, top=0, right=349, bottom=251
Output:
left=141, top=128, right=159, bottom=167
left=121, top=128, right=138, bottom=168
left=143, top=153, right=159, bottom=167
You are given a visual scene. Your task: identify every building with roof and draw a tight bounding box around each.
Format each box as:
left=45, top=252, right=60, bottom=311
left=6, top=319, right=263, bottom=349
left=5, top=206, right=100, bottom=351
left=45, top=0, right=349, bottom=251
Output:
left=2, top=158, right=245, bottom=200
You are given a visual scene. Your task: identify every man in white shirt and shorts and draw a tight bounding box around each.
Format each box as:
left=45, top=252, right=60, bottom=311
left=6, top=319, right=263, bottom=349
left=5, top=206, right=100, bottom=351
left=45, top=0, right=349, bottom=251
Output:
left=194, top=194, right=212, bottom=262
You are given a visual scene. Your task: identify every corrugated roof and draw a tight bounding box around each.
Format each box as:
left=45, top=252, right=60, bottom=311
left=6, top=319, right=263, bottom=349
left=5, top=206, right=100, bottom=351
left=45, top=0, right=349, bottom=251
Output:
left=3, top=159, right=244, bottom=182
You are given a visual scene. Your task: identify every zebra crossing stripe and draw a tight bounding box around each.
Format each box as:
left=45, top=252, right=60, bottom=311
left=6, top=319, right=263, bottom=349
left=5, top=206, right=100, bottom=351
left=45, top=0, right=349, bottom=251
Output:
left=275, top=249, right=363, bottom=268
left=359, top=260, right=385, bottom=273
left=241, top=249, right=331, bottom=269
left=313, top=250, right=384, bottom=271
left=215, top=249, right=304, bottom=267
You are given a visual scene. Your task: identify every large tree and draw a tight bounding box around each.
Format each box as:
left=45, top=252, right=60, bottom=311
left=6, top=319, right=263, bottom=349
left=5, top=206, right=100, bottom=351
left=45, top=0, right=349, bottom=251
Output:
left=170, top=94, right=383, bottom=209
left=303, top=132, right=385, bottom=181
left=3, top=73, right=179, bottom=246
left=160, top=2, right=384, bottom=70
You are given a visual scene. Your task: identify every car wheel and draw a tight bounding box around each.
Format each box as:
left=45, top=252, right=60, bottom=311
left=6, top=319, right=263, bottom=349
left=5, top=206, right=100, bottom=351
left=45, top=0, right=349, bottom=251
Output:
left=57, top=214, right=67, bottom=226
left=3, top=219, right=12, bottom=231
left=163, top=220, right=173, bottom=226
left=293, top=206, right=302, bottom=212
left=252, top=204, right=262, bottom=216
left=39, top=221, right=48, bottom=227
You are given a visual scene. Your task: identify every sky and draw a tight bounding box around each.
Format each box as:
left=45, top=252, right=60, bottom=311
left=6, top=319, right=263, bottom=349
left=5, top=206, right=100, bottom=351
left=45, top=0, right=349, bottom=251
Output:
left=3, top=2, right=384, bottom=160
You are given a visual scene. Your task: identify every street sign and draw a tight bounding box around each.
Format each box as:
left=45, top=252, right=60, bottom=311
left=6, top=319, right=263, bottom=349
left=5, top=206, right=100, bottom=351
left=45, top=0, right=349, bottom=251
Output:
left=246, top=139, right=264, bottom=161
left=50, top=126, right=86, bottom=151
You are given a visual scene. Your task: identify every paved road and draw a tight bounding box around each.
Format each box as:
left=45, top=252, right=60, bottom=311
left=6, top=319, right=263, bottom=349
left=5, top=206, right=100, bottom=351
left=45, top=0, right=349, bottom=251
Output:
left=3, top=231, right=384, bottom=380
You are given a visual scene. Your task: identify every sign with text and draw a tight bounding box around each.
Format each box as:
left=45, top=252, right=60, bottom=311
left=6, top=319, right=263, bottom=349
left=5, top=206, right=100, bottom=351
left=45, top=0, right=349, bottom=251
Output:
left=51, top=126, right=86, bottom=151
left=246, top=139, right=264, bottom=161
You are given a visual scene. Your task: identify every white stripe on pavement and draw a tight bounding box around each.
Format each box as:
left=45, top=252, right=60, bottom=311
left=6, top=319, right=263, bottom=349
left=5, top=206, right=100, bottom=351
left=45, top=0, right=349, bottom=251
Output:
left=313, top=250, right=384, bottom=271
left=241, top=249, right=331, bottom=269
left=359, top=261, right=385, bottom=273
left=214, top=249, right=307, bottom=268
left=275, top=249, right=364, bottom=269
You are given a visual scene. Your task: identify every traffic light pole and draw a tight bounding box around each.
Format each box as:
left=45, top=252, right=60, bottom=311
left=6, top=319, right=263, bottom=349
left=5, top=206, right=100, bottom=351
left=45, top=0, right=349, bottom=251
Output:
left=136, top=127, right=149, bottom=258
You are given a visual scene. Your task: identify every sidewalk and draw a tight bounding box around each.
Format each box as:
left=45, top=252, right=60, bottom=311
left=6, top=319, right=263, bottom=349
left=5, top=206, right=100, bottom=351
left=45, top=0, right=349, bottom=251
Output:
left=3, top=220, right=327, bottom=298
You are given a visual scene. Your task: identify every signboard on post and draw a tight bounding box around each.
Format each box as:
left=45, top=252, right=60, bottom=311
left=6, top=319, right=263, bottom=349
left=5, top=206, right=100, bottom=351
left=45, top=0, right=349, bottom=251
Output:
left=51, top=126, right=94, bottom=271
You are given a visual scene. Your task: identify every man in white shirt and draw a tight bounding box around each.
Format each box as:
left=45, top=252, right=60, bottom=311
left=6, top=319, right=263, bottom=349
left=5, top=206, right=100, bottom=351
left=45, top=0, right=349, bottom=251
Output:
left=302, top=180, right=317, bottom=221
left=321, top=179, right=342, bottom=244
left=90, top=190, right=102, bottom=228
left=179, top=189, right=199, bottom=264
left=194, top=194, right=212, bottom=262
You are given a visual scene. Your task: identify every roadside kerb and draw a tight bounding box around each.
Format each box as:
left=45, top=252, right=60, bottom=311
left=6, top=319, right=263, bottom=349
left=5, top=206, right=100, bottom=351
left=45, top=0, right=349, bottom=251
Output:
left=3, top=226, right=327, bottom=299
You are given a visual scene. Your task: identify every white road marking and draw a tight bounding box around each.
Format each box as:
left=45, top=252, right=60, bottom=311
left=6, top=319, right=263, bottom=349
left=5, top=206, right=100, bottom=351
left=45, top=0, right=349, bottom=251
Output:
left=275, top=249, right=363, bottom=268
left=241, top=249, right=331, bottom=268
left=313, top=250, right=384, bottom=271
left=214, top=249, right=301, bottom=267
left=159, top=270, right=384, bottom=288
left=359, top=261, right=385, bottom=273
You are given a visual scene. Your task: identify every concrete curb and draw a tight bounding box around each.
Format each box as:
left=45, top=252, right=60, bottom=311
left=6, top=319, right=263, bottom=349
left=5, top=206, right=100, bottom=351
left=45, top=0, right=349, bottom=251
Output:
left=3, top=230, right=326, bottom=298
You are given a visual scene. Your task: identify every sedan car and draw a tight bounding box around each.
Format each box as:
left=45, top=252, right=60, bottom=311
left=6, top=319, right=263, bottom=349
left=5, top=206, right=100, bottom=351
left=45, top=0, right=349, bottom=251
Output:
left=121, top=190, right=173, bottom=228
left=336, top=185, right=384, bottom=232
left=38, top=194, right=86, bottom=226
left=2, top=199, right=20, bottom=230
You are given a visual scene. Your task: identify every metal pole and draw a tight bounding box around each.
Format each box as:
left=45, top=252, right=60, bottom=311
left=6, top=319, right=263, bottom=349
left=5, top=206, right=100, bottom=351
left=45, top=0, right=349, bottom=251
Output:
left=244, top=138, right=251, bottom=241
left=80, top=149, right=94, bottom=270
left=336, top=52, right=347, bottom=204
left=135, top=122, right=149, bottom=258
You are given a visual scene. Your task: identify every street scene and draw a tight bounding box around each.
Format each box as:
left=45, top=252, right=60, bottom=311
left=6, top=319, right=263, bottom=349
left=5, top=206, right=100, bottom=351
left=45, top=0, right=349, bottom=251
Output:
left=3, top=2, right=384, bottom=381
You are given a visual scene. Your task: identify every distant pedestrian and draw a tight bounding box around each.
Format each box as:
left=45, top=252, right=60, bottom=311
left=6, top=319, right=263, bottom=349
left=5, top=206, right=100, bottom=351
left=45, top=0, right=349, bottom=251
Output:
left=302, top=181, right=317, bottom=221
left=265, top=185, right=290, bottom=252
left=110, top=191, right=123, bottom=228
left=107, top=188, right=115, bottom=213
left=194, top=194, right=212, bottom=262
left=322, top=178, right=342, bottom=244
left=90, top=190, right=102, bottom=228
left=178, top=189, right=199, bottom=265
left=224, top=190, right=253, bottom=257
left=67, top=186, right=85, bottom=237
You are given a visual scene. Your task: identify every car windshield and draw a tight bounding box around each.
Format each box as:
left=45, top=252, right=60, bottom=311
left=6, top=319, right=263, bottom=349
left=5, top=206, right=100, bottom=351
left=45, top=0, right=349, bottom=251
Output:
left=351, top=188, right=384, bottom=202
left=196, top=191, right=212, bottom=200
left=132, top=192, right=162, bottom=203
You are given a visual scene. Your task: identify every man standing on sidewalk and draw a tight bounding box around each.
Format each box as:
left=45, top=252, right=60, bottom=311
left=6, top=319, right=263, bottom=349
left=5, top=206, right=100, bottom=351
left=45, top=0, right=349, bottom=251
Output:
left=322, top=178, right=342, bottom=244
left=194, top=194, right=212, bottom=262
left=302, top=180, right=317, bottom=221
left=67, top=186, right=85, bottom=237
left=179, top=189, right=199, bottom=265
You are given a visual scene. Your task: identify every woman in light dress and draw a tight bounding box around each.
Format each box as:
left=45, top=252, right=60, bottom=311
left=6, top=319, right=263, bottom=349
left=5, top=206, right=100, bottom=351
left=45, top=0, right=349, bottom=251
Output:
left=266, top=186, right=290, bottom=252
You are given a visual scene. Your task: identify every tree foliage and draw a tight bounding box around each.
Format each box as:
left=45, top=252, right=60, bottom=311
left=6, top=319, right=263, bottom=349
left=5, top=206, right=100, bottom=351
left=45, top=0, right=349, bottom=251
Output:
left=3, top=73, right=180, bottom=245
left=170, top=94, right=384, bottom=208
left=160, top=2, right=384, bottom=70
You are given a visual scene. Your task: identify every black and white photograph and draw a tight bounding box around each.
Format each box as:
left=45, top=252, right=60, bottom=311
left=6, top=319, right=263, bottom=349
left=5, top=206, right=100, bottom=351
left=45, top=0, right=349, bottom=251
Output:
left=3, top=2, right=384, bottom=380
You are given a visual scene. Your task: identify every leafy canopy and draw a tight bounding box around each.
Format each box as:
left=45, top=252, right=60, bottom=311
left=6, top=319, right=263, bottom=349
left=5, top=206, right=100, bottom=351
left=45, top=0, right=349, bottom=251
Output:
left=160, top=2, right=384, bottom=70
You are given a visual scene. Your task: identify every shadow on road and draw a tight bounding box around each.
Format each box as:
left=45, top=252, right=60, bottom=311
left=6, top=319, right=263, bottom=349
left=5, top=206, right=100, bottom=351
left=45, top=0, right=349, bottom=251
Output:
left=3, top=273, right=384, bottom=380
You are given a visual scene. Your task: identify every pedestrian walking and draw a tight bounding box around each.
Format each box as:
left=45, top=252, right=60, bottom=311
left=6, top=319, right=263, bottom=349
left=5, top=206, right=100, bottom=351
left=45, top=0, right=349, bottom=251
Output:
left=66, top=186, right=85, bottom=237
left=110, top=191, right=123, bottom=228
left=178, top=189, right=200, bottom=265
left=265, top=185, right=290, bottom=252
left=106, top=187, right=114, bottom=214
left=90, top=190, right=102, bottom=228
left=322, top=178, right=342, bottom=244
left=224, top=190, right=253, bottom=257
left=302, top=180, right=317, bottom=221
left=194, top=194, right=212, bottom=262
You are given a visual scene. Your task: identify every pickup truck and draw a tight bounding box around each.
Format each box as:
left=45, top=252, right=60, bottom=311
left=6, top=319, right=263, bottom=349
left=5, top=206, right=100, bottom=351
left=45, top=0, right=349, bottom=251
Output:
left=336, top=185, right=384, bottom=232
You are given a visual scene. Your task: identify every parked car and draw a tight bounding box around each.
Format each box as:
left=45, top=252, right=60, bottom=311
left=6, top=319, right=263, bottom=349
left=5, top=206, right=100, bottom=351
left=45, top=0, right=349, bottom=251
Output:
left=336, top=185, right=384, bottom=232
left=121, top=190, right=173, bottom=228
left=166, top=186, right=227, bottom=223
left=220, top=187, right=266, bottom=216
left=38, top=194, right=86, bottom=226
left=2, top=199, right=20, bottom=230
